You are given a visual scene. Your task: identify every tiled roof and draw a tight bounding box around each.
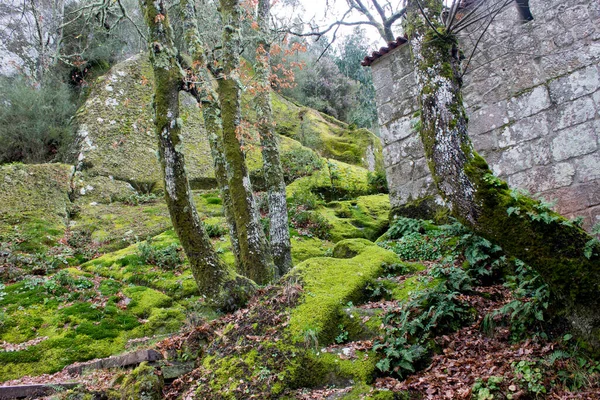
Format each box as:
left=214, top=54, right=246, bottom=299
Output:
left=361, top=37, right=408, bottom=66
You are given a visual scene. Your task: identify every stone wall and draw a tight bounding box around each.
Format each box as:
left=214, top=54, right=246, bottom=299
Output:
left=371, top=0, right=600, bottom=228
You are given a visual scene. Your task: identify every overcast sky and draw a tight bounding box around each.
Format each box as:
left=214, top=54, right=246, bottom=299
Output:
left=273, top=0, right=398, bottom=49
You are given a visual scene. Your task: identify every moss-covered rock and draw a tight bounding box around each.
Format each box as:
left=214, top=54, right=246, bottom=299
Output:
left=73, top=55, right=214, bottom=192
left=271, top=95, right=384, bottom=172
left=73, top=55, right=383, bottom=195
left=322, top=194, right=391, bottom=243
left=288, top=239, right=399, bottom=344
left=0, top=163, right=73, bottom=253
left=120, top=362, right=164, bottom=400
left=286, top=159, right=374, bottom=202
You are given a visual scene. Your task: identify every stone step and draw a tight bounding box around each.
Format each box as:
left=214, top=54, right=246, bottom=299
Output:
left=0, top=383, right=78, bottom=400
left=65, top=349, right=163, bottom=375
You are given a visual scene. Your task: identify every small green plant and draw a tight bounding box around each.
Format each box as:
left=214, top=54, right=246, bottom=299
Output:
left=120, top=192, right=159, bottom=206
left=289, top=188, right=321, bottom=210
left=374, top=281, right=473, bottom=378
left=471, top=376, right=503, bottom=400
left=137, top=239, right=183, bottom=270
left=280, top=146, right=324, bottom=183
left=302, top=328, right=319, bottom=351
left=0, top=283, right=5, bottom=302
left=483, top=260, right=549, bottom=341
left=512, top=360, right=546, bottom=396
left=381, top=231, right=446, bottom=261
left=386, top=217, right=431, bottom=240
left=335, top=324, right=349, bottom=344
left=289, top=207, right=331, bottom=239
left=205, top=196, right=222, bottom=205
left=583, top=223, right=600, bottom=260
left=203, top=222, right=227, bottom=238
left=365, top=280, right=393, bottom=300
left=546, top=337, right=600, bottom=391
left=367, top=171, right=388, bottom=194
left=382, top=262, right=411, bottom=277
left=429, top=260, right=473, bottom=292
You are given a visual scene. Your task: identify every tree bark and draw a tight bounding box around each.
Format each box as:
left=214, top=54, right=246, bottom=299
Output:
left=255, top=0, right=293, bottom=275
left=139, top=0, right=255, bottom=310
left=179, top=0, right=242, bottom=268
left=218, top=0, right=276, bottom=284
left=406, top=0, right=600, bottom=349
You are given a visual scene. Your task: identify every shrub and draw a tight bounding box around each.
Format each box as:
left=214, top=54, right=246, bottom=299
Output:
left=203, top=222, right=227, bottom=238
left=137, top=239, right=183, bottom=270
left=367, top=171, right=389, bottom=194
left=289, top=208, right=331, bottom=239
left=386, top=217, right=433, bottom=240
left=289, top=188, right=321, bottom=210
left=482, top=259, right=549, bottom=341
left=381, top=232, right=446, bottom=261
left=0, top=75, right=76, bottom=164
left=280, top=146, right=324, bottom=183
left=374, top=282, right=473, bottom=378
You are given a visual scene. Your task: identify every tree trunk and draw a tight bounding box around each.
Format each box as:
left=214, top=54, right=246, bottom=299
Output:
left=255, top=0, right=293, bottom=275
left=406, top=0, right=600, bottom=349
left=139, top=0, right=255, bottom=310
left=218, top=0, right=276, bottom=284
left=179, top=0, right=242, bottom=268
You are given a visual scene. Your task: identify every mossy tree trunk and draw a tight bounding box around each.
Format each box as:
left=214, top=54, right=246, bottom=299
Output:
left=139, top=0, right=255, bottom=310
left=255, top=0, right=293, bottom=275
left=218, top=0, right=276, bottom=284
left=179, top=0, right=241, bottom=268
left=405, top=0, right=600, bottom=348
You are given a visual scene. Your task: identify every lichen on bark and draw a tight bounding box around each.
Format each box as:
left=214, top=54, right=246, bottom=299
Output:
left=405, top=0, right=600, bottom=349
left=178, top=0, right=241, bottom=268
left=217, top=0, right=276, bottom=284
left=254, top=0, right=293, bottom=275
left=139, top=0, right=255, bottom=310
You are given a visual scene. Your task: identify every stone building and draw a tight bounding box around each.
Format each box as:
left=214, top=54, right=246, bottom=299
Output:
left=364, top=0, right=600, bottom=228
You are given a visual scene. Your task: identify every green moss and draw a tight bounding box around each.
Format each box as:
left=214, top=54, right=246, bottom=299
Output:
left=123, top=286, right=173, bottom=317
left=0, top=163, right=73, bottom=254
left=320, top=195, right=391, bottom=243
left=462, top=152, right=600, bottom=349
left=390, top=275, right=441, bottom=301
left=120, top=362, right=164, bottom=400
left=287, top=159, right=372, bottom=202
left=291, top=236, right=334, bottom=264
left=288, top=239, right=399, bottom=344
left=340, top=383, right=397, bottom=399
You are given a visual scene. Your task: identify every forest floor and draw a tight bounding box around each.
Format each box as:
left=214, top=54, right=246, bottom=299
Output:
left=2, top=189, right=600, bottom=399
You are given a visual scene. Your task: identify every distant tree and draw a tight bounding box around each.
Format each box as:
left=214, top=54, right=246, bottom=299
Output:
left=335, top=27, right=378, bottom=129
left=0, top=75, right=75, bottom=164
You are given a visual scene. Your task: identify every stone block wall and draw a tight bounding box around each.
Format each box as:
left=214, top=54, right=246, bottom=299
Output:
left=371, top=0, right=600, bottom=228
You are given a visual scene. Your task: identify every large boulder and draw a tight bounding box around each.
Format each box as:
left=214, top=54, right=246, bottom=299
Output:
left=0, top=163, right=73, bottom=253
left=73, top=54, right=214, bottom=192
left=73, top=54, right=384, bottom=194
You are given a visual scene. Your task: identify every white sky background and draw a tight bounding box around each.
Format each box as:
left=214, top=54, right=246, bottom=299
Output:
left=272, top=0, right=456, bottom=51
left=272, top=0, right=397, bottom=50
